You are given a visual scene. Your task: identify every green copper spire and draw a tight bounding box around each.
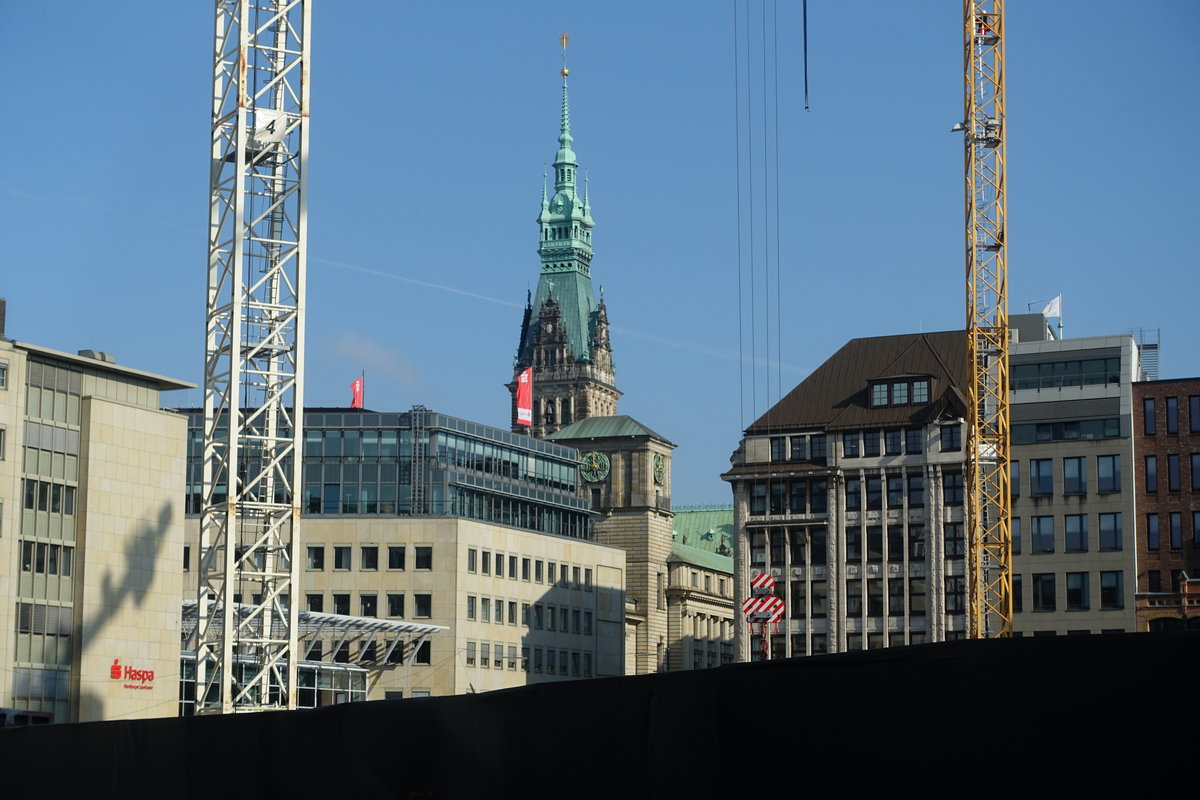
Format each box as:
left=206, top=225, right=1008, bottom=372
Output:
left=521, top=35, right=599, bottom=365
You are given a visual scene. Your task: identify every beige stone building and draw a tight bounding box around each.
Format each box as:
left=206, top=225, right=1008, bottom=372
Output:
left=0, top=322, right=192, bottom=723
left=667, top=507, right=735, bottom=670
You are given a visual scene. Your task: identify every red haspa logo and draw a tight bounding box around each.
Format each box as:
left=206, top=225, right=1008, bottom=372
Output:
left=110, top=658, right=155, bottom=688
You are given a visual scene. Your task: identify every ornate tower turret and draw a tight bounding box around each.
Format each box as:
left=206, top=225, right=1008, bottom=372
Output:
left=508, top=35, right=620, bottom=437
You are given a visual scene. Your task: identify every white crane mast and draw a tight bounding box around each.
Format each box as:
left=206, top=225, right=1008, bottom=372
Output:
left=198, top=0, right=310, bottom=713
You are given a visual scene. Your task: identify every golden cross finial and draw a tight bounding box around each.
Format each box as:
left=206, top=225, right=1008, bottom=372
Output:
left=560, top=32, right=570, bottom=77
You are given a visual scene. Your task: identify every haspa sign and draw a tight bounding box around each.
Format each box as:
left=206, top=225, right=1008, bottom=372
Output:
left=110, top=658, right=155, bottom=690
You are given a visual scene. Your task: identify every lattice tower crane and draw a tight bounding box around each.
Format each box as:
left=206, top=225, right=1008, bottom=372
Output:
left=197, top=0, right=311, bottom=713
left=960, top=0, right=1012, bottom=637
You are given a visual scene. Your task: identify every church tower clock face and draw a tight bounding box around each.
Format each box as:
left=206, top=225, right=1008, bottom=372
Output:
left=653, top=453, right=665, bottom=485
left=580, top=451, right=610, bottom=482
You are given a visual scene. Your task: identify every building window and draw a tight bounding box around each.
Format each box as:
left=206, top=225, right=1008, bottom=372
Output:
left=360, top=546, right=378, bottom=570
left=892, top=381, right=910, bottom=405
left=480, top=643, right=489, bottom=669
left=1147, top=571, right=1162, bottom=593
left=1191, top=396, right=1200, bottom=433
left=466, top=641, right=476, bottom=666
left=388, top=594, right=404, bottom=617
left=789, top=436, right=807, bottom=461
left=1193, top=454, right=1200, bottom=491
left=1010, top=461, right=1020, bottom=497
left=1143, top=397, right=1156, bottom=435
left=912, top=379, right=930, bottom=403
left=467, top=548, right=477, bottom=572
left=1145, top=456, right=1157, bottom=493
left=510, top=555, right=519, bottom=578
left=810, top=435, right=827, bottom=462
left=843, top=432, right=860, bottom=458
left=306, top=593, right=323, bottom=612
left=867, top=526, right=884, bottom=562
left=1013, top=574, right=1023, bottom=613
left=333, top=594, right=350, bottom=615
left=1194, top=512, right=1200, bottom=547
left=1166, top=397, right=1178, bottom=434
left=871, top=384, right=888, bottom=407
left=1062, top=457, right=1086, bottom=495
left=414, top=594, right=432, bottom=618
left=907, top=475, right=925, bottom=507
left=1030, top=459, right=1053, bottom=496
left=1146, top=513, right=1160, bottom=550
left=1169, top=512, right=1182, bottom=550
left=866, top=478, right=883, bottom=510
left=481, top=551, right=491, bottom=575
left=1032, top=516, right=1055, bottom=553
left=863, top=431, right=881, bottom=458
left=307, top=546, right=324, bottom=570
left=1099, top=572, right=1124, bottom=610
left=522, top=558, right=531, bottom=580
left=415, top=546, right=433, bottom=570
left=1097, top=455, right=1121, bottom=493
left=943, top=473, right=964, bottom=506
left=361, top=594, right=377, bottom=617
left=908, top=525, right=926, bottom=560
left=388, top=546, right=406, bottom=570
left=481, top=598, right=491, bottom=623
left=844, top=479, right=861, bottom=511
left=1099, top=513, right=1123, bottom=551
left=846, top=528, right=862, bottom=561
left=940, top=424, right=961, bottom=452
left=846, top=579, right=863, bottom=617
left=1066, top=572, right=1089, bottom=611
left=466, top=595, right=476, bottom=620
left=750, top=483, right=767, bottom=515
left=884, top=430, right=902, bottom=456
left=333, top=546, right=351, bottom=570
left=1065, top=515, right=1088, bottom=553
left=1032, top=573, right=1056, bottom=612
left=770, top=437, right=786, bottom=461
left=905, top=428, right=923, bottom=454
left=946, top=576, right=965, bottom=614
left=940, top=522, right=964, bottom=558
left=887, top=476, right=904, bottom=507
left=0, top=360, right=7, bottom=388
left=909, top=577, right=926, bottom=616
left=1168, top=454, right=1181, bottom=492
left=1012, top=517, right=1022, bottom=555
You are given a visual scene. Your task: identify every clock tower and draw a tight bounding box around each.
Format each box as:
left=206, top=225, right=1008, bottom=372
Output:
left=547, top=416, right=676, bottom=675
left=507, top=40, right=620, bottom=438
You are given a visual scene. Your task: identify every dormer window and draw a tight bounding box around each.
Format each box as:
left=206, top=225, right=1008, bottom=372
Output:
left=869, top=377, right=931, bottom=408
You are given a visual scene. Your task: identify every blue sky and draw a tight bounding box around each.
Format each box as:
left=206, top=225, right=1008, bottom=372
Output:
left=1, top=2, right=1197, bottom=505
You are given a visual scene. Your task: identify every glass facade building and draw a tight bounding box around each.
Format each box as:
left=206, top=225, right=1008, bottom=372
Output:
left=185, top=406, right=592, bottom=539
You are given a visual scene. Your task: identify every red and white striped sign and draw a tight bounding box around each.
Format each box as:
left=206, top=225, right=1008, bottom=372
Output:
left=750, top=573, right=775, bottom=595
left=741, top=594, right=785, bottom=623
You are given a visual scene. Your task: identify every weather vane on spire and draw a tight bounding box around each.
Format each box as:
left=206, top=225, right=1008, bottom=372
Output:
left=560, top=32, right=570, bottom=77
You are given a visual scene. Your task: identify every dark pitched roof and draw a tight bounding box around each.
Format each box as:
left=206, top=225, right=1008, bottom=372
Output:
left=746, top=330, right=969, bottom=435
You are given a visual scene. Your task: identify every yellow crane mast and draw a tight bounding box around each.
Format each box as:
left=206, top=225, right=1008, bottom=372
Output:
left=961, top=1, right=1012, bottom=637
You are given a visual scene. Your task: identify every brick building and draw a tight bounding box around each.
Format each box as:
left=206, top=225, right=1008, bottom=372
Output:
left=1133, top=378, right=1200, bottom=630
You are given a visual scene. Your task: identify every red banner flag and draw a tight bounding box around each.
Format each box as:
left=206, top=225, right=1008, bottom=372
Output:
left=516, top=368, right=532, bottom=426
left=350, top=377, right=364, bottom=409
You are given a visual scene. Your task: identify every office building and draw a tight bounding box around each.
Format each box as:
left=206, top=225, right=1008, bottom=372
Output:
left=0, top=310, right=193, bottom=722
left=182, top=406, right=626, bottom=698
left=723, top=331, right=972, bottom=660
left=1008, top=315, right=1139, bottom=634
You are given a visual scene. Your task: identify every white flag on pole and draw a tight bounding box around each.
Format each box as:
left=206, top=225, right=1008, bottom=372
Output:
left=1041, top=294, right=1062, bottom=318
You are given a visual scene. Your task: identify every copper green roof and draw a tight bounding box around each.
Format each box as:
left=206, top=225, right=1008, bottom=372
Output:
left=671, top=505, right=734, bottom=556
left=668, top=541, right=733, bottom=574
left=545, top=415, right=674, bottom=445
